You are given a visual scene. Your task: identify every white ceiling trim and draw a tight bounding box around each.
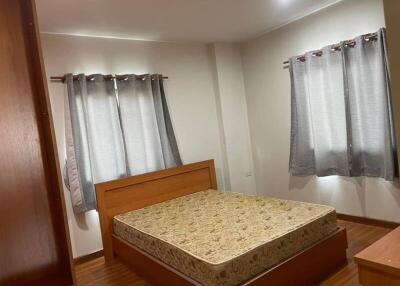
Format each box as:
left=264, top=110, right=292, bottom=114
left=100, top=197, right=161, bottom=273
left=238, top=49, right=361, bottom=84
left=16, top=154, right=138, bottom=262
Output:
left=250, top=0, right=344, bottom=42
left=39, top=31, right=181, bottom=44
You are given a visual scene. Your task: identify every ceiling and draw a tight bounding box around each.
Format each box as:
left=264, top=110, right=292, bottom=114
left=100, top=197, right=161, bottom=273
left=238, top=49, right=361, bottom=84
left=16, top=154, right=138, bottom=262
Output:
left=36, top=0, right=343, bottom=43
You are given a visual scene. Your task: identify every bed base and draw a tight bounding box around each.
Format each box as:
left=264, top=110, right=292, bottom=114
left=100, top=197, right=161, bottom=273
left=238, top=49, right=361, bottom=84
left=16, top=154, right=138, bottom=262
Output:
left=96, top=160, right=348, bottom=286
left=112, top=227, right=347, bottom=286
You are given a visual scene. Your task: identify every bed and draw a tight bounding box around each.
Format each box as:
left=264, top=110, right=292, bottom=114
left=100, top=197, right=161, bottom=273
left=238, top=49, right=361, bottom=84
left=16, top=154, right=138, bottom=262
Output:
left=96, top=160, right=348, bottom=286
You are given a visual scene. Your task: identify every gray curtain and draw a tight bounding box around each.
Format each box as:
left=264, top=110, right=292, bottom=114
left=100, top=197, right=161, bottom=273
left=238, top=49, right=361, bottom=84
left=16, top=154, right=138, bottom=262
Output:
left=65, top=74, right=127, bottom=213
left=289, top=28, right=396, bottom=180
left=116, top=74, right=182, bottom=175
left=65, top=73, right=182, bottom=213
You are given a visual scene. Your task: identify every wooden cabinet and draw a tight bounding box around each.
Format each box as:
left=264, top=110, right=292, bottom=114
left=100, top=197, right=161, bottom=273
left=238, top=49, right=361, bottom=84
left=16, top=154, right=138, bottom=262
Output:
left=355, top=227, right=400, bottom=286
left=0, top=0, right=74, bottom=285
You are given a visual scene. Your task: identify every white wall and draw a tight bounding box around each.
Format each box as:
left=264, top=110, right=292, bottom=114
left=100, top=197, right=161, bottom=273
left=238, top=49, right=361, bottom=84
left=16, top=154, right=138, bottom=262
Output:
left=210, top=44, right=256, bottom=194
left=241, top=0, right=400, bottom=222
left=41, top=34, right=228, bottom=257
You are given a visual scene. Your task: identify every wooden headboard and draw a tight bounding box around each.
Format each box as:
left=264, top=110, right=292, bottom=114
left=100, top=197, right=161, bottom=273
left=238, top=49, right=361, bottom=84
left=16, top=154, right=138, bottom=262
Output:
left=95, top=160, right=217, bottom=261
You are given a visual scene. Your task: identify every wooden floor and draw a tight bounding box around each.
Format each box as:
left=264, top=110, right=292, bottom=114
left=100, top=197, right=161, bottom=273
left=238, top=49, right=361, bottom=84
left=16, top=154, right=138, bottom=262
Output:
left=75, top=220, right=392, bottom=286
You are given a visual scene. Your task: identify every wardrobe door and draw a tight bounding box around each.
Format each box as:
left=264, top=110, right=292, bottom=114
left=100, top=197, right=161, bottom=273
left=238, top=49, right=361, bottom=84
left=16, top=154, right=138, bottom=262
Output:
left=384, top=0, right=400, bottom=173
left=0, top=1, right=74, bottom=285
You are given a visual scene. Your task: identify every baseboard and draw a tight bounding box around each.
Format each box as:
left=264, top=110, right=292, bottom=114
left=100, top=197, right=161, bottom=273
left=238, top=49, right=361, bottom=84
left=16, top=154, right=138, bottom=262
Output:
left=73, top=250, right=104, bottom=265
left=337, top=213, right=399, bottom=229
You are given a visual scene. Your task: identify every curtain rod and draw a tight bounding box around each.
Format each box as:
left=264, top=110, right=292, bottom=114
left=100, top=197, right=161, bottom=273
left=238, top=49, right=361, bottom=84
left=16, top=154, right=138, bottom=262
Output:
left=282, top=32, right=378, bottom=66
left=50, top=74, right=168, bottom=83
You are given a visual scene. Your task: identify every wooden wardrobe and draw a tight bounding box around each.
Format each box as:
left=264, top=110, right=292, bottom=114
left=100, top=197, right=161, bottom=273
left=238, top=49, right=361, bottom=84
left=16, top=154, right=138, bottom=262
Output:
left=0, top=0, right=74, bottom=285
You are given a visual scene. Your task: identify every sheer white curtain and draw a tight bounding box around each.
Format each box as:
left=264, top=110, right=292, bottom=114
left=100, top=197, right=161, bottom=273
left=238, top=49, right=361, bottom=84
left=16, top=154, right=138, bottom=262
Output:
left=289, top=28, right=396, bottom=180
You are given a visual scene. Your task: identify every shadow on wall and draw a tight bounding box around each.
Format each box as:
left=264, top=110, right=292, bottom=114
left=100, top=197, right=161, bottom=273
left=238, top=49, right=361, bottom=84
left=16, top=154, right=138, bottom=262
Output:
left=288, top=175, right=313, bottom=190
left=342, top=176, right=367, bottom=216
left=289, top=174, right=400, bottom=218
left=384, top=179, right=400, bottom=206
left=74, top=212, right=90, bottom=230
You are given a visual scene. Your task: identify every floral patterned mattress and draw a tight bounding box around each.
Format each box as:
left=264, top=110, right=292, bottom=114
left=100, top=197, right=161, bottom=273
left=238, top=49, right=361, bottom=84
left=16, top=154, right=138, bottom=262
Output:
left=113, top=190, right=337, bottom=286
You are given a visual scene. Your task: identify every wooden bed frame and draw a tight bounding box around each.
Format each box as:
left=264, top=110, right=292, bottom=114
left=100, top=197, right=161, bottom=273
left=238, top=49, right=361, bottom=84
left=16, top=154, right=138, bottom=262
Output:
left=96, top=160, right=348, bottom=286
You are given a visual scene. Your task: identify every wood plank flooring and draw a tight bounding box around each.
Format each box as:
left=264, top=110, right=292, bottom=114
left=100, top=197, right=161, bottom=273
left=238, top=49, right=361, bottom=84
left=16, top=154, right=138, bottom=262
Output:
left=75, top=220, right=392, bottom=286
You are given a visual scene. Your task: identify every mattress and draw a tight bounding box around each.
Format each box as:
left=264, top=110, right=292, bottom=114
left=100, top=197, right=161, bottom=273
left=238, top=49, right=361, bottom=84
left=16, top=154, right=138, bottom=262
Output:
left=114, top=190, right=337, bottom=286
